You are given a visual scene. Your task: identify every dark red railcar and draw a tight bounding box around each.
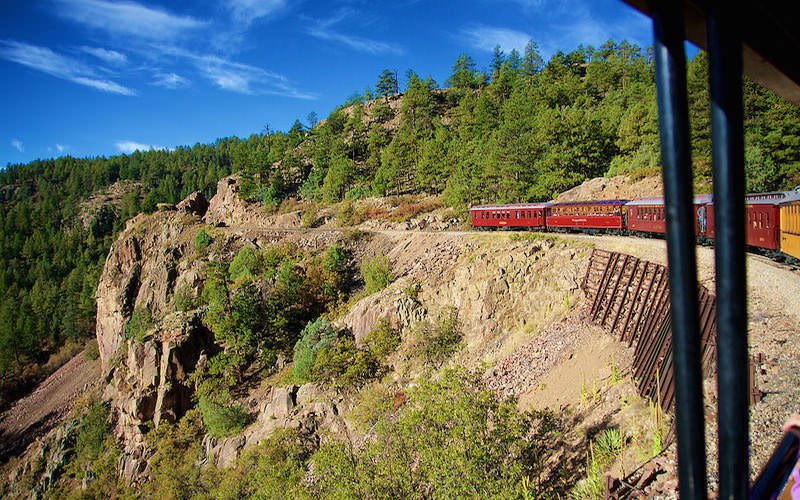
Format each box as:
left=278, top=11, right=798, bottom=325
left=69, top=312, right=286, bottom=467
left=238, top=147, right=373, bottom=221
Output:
left=470, top=203, right=549, bottom=229
left=625, top=195, right=712, bottom=236
left=706, top=202, right=781, bottom=251
left=545, top=200, right=627, bottom=230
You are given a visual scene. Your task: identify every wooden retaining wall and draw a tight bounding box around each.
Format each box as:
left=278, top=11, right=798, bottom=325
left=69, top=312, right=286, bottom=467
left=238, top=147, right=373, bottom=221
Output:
left=581, top=249, right=761, bottom=418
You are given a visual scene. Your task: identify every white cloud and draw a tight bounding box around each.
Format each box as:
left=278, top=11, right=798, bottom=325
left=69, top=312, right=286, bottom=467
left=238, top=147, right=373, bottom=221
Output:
left=72, top=76, right=135, bottom=94
left=115, top=141, right=167, bottom=154
left=225, top=0, right=286, bottom=26
left=308, top=10, right=404, bottom=55
left=157, top=46, right=315, bottom=99
left=153, top=72, right=190, bottom=89
left=80, top=46, right=127, bottom=65
left=197, top=55, right=314, bottom=98
left=55, top=0, right=206, bottom=42
left=56, top=144, right=65, bottom=153
left=11, top=139, right=24, bottom=152
left=460, top=25, right=532, bottom=53
left=0, top=40, right=136, bottom=95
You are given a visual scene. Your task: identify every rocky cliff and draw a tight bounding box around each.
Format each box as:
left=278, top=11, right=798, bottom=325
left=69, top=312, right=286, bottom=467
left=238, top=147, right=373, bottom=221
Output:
left=95, top=191, right=216, bottom=480
left=90, top=176, right=593, bottom=484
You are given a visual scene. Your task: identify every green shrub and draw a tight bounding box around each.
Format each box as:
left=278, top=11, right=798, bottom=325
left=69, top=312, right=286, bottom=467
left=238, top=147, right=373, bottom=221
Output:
left=337, top=199, right=355, bottom=226
left=311, top=368, right=557, bottom=498
left=144, top=409, right=206, bottom=498
left=403, top=280, right=421, bottom=300
left=362, top=319, right=401, bottom=360
left=360, top=255, right=394, bottom=294
left=124, top=306, right=152, bottom=342
left=413, top=308, right=463, bottom=367
left=60, top=401, right=121, bottom=497
left=173, top=284, right=197, bottom=311
left=198, top=396, right=250, bottom=438
left=195, top=228, right=213, bottom=250
left=229, top=246, right=261, bottom=282
left=570, top=428, right=625, bottom=500
left=292, top=318, right=337, bottom=383
left=345, top=186, right=368, bottom=200
left=324, top=244, right=348, bottom=275
left=75, top=401, right=112, bottom=462
left=207, top=429, right=313, bottom=498
left=594, top=428, right=624, bottom=467
left=300, top=205, right=319, bottom=228
left=84, top=339, right=100, bottom=361
left=311, top=333, right=380, bottom=390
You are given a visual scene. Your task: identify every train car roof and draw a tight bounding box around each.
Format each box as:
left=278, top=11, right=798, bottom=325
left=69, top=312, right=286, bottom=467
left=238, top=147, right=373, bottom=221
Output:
left=745, top=191, right=792, bottom=201
left=469, top=203, right=551, bottom=210
left=625, top=194, right=713, bottom=206
left=547, top=199, right=629, bottom=207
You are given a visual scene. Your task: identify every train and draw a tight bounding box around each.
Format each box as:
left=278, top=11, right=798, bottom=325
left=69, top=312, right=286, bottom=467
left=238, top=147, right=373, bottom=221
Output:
left=470, top=191, right=800, bottom=261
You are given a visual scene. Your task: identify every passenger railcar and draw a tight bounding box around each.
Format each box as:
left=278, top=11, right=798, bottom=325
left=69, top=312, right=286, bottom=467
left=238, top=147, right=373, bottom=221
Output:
left=625, top=195, right=712, bottom=236
left=625, top=197, right=667, bottom=234
left=546, top=200, right=627, bottom=230
left=469, top=203, right=549, bottom=229
left=706, top=202, right=781, bottom=251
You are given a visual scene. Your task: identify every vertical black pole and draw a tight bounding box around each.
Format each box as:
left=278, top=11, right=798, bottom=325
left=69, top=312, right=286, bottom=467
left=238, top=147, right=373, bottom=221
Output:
left=707, top=3, right=749, bottom=498
left=652, top=1, right=708, bottom=498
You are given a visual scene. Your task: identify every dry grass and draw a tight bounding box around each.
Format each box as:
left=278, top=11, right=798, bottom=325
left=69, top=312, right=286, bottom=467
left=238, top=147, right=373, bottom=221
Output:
left=390, top=198, right=442, bottom=221
left=277, top=197, right=306, bottom=215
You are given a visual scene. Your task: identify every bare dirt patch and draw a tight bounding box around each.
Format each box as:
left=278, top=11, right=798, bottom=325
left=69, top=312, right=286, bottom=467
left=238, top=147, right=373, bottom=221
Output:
left=0, top=351, right=100, bottom=463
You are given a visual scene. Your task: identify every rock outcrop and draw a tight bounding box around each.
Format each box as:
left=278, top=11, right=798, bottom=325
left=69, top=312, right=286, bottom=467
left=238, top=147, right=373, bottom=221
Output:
left=204, top=176, right=262, bottom=227
left=95, top=192, right=215, bottom=481
left=202, top=383, right=340, bottom=469
left=106, top=312, right=215, bottom=480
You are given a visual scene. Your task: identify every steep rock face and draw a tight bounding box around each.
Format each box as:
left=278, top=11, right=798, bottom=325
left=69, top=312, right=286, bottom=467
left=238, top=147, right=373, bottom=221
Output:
left=108, top=312, right=214, bottom=481
left=95, top=194, right=214, bottom=481
left=340, top=235, right=588, bottom=360
left=176, top=191, right=209, bottom=217
left=96, top=211, right=189, bottom=371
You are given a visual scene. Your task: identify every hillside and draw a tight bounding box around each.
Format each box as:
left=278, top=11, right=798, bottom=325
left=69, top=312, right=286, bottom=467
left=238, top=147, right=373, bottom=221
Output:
left=2, top=177, right=799, bottom=498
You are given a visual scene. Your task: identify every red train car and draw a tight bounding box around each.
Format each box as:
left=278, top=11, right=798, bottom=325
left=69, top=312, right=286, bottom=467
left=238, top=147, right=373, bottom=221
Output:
left=470, top=203, right=549, bottom=228
left=706, top=202, right=781, bottom=251
left=546, top=200, right=627, bottom=230
left=625, top=195, right=712, bottom=236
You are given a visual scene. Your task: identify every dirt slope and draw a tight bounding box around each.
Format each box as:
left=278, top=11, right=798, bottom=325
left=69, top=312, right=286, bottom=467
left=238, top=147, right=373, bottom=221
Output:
left=0, top=351, right=100, bottom=463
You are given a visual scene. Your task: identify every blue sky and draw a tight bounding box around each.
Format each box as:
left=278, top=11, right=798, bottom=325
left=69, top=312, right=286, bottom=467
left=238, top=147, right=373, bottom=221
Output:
left=0, top=0, right=654, bottom=166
